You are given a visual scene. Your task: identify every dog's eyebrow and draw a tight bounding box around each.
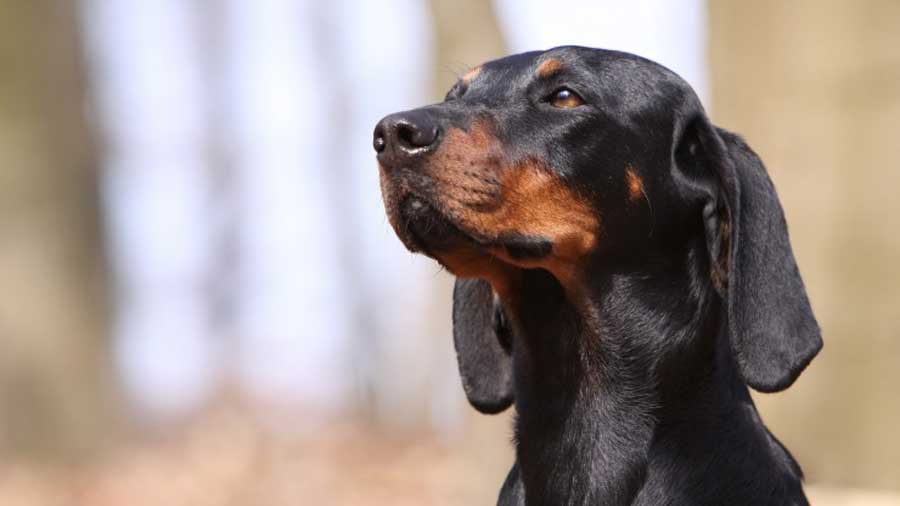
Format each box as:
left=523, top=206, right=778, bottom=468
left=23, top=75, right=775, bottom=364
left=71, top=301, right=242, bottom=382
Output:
left=625, top=166, right=644, bottom=202
left=536, top=58, right=563, bottom=78
left=462, top=66, right=482, bottom=83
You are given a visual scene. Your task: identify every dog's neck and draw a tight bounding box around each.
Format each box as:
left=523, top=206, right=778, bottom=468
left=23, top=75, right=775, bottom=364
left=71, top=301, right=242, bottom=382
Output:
left=502, top=251, right=804, bottom=505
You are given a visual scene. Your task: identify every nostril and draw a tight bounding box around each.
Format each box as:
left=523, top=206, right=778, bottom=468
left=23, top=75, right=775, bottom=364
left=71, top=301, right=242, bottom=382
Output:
left=373, top=126, right=387, bottom=153
left=396, top=123, right=418, bottom=148
left=396, top=121, right=438, bottom=149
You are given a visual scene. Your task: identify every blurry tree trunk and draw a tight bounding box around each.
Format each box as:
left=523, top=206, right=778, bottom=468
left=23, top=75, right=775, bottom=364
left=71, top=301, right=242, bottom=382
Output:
left=710, top=0, right=900, bottom=490
left=305, top=4, right=375, bottom=417
left=199, top=0, right=239, bottom=378
left=429, top=0, right=507, bottom=99
left=0, top=1, right=114, bottom=457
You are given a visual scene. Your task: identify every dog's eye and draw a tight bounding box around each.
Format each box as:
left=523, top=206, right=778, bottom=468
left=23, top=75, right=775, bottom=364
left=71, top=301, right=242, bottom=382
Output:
left=445, top=82, right=466, bottom=102
left=548, top=87, right=584, bottom=108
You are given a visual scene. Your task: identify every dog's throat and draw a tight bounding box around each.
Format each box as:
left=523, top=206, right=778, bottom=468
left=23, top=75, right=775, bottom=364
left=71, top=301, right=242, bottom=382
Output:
left=513, top=321, right=656, bottom=504
left=502, top=270, right=766, bottom=505
left=501, top=270, right=657, bottom=505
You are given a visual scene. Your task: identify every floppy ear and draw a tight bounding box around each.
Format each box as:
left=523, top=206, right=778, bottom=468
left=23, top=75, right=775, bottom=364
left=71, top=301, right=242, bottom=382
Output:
left=676, top=117, right=822, bottom=393
left=452, top=278, right=514, bottom=413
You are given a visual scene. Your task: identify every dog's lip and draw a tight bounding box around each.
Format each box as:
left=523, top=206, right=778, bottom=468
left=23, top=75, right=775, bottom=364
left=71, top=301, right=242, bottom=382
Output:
left=395, top=191, right=555, bottom=268
left=390, top=171, right=537, bottom=260
left=400, top=193, right=476, bottom=253
left=394, top=195, right=428, bottom=253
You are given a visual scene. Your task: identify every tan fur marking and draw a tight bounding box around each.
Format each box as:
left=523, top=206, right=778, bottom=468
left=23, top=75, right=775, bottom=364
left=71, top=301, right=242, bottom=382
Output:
left=438, top=249, right=522, bottom=298
left=425, top=121, right=600, bottom=290
left=625, top=166, right=644, bottom=202
left=481, top=159, right=598, bottom=286
left=536, top=58, right=563, bottom=78
left=462, top=66, right=482, bottom=83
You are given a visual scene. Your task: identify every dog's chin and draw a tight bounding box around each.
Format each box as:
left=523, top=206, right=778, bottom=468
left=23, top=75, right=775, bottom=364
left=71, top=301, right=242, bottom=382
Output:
left=388, top=195, right=557, bottom=281
left=397, top=196, right=476, bottom=256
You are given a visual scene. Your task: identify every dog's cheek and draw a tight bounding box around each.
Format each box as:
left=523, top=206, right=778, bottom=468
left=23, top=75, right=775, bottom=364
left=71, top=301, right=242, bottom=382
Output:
left=426, top=121, right=506, bottom=210
left=465, top=159, right=600, bottom=269
left=438, top=249, right=522, bottom=298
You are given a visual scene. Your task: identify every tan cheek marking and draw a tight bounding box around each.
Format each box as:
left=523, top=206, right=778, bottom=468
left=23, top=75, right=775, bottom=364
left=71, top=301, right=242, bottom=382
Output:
left=450, top=157, right=600, bottom=286
left=419, top=122, right=513, bottom=290
left=427, top=121, right=504, bottom=207
left=425, top=123, right=598, bottom=291
left=536, top=58, right=562, bottom=78
left=625, top=166, right=644, bottom=202
left=437, top=249, right=521, bottom=298
left=462, top=66, right=482, bottom=83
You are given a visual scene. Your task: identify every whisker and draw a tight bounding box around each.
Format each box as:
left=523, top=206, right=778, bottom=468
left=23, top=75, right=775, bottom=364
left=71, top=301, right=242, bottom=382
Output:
left=640, top=185, right=655, bottom=238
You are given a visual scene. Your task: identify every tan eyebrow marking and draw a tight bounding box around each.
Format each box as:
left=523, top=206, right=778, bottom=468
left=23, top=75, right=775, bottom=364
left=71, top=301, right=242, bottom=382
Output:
left=625, top=166, right=644, bottom=202
left=462, top=66, right=482, bottom=83
left=537, top=58, right=563, bottom=78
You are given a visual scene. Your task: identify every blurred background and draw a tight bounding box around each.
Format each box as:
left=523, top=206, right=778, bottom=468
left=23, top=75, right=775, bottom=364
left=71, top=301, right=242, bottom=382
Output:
left=0, top=0, right=898, bottom=504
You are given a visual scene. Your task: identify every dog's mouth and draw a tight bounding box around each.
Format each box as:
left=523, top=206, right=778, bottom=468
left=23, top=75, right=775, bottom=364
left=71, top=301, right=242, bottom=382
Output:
left=395, top=192, right=554, bottom=271
left=397, top=194, right=476, bottom=256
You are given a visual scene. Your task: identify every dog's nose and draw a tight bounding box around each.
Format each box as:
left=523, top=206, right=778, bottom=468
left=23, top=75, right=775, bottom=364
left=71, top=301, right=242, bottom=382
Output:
left=373, top=110, right=440, bottom=167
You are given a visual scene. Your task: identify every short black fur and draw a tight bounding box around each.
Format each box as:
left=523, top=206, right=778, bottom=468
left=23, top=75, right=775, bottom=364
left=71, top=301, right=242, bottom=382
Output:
left=374, top=46, right=822, bottom=506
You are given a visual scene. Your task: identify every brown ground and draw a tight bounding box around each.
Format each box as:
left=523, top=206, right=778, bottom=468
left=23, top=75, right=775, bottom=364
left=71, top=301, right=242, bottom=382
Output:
left=0, top=408, right=896, bottom=506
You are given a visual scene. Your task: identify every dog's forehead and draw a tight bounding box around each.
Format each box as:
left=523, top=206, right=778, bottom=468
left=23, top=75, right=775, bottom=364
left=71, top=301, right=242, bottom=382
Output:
left=478, top=47, right=598, bottom=75
left=467, top=47, right=588, bottom=87
left=459, top=47, right=693, bottom=102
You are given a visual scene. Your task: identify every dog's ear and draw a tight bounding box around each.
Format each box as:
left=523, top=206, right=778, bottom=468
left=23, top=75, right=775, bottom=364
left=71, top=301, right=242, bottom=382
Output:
left=675, top=116, right=822, bottom=393
left=452, top=278, right=514, bottom=413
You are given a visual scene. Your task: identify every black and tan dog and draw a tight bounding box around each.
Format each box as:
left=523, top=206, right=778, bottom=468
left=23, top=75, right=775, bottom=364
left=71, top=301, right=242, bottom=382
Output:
left=373, top=46, right=821, bottom=506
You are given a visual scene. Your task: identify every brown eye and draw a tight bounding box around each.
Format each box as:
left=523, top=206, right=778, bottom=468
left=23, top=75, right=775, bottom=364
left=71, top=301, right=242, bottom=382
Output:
left=549, top=87, right=584, bottom=108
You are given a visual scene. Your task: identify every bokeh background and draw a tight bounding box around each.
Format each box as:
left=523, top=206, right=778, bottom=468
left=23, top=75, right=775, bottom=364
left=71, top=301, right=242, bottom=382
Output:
left=1, top=0, right=898, bottom=504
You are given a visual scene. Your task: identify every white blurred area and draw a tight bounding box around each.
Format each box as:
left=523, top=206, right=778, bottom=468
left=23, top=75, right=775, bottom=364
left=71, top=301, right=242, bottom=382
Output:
left=79, top=0, right=706, bottom=426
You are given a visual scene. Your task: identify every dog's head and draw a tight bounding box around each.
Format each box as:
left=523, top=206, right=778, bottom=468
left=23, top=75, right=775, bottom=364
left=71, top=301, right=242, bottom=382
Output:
left=374, top=47, right=821, bottom=413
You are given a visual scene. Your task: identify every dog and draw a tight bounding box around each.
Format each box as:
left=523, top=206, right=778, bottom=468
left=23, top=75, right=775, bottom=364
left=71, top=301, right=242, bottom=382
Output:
left=373, top=46, right=822, bottom=505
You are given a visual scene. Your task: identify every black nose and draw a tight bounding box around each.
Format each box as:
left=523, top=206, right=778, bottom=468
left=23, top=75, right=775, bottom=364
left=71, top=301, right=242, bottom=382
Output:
left=373, top=110, right=440, bottom=168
